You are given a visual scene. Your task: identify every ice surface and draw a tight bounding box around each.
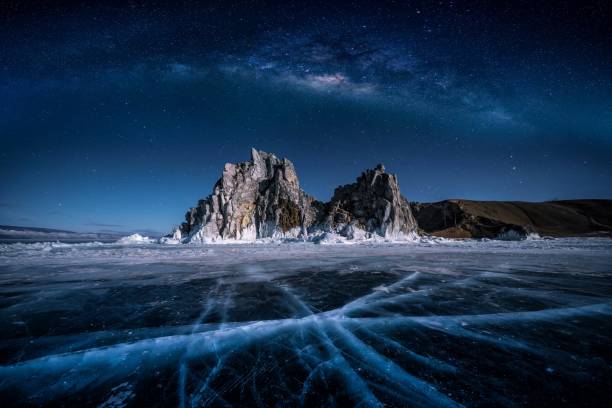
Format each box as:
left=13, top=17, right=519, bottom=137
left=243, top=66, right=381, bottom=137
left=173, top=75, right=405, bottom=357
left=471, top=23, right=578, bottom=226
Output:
left=0, top=238, right=611, bottom=406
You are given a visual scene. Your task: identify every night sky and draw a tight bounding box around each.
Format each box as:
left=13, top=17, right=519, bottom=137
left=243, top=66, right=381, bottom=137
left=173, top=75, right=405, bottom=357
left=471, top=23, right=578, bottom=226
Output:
left=1, top=0, right=611, bottom=234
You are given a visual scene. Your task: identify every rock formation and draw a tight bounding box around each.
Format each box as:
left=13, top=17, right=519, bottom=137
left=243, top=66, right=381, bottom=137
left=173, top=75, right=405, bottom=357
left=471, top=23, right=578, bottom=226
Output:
left=167, top=149, right=611, bottom=243
left=178, top=149, right=316, bottom=242
left=316, top=164, right=417, bottom=239
left=172, top=149, right=418, bottom=243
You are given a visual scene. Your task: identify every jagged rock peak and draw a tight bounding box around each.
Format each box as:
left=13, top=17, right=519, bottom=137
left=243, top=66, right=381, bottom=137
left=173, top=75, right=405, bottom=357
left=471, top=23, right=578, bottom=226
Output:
left=170, top=150, right=418, bottom=243
left=322, top=164, right=418, bottom=239
left=178, top=148, right=315, bottom=243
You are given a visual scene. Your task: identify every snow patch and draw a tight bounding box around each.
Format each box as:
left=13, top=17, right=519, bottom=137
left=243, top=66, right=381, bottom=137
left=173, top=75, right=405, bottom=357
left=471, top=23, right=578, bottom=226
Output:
left=117, top=234, right=155, bottom=244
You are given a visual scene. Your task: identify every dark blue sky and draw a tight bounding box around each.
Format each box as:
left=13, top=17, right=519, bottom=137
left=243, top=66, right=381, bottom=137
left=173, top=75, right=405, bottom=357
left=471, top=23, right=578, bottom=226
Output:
left=1, top=0, right=611, bottom=234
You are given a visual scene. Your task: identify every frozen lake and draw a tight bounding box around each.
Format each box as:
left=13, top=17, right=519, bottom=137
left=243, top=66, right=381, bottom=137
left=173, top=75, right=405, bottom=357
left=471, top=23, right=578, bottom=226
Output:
left=1, top=238, right=611, bottom=407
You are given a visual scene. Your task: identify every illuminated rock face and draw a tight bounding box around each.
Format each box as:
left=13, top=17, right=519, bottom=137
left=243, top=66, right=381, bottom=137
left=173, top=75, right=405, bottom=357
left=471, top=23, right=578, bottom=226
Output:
left=179, top=149, right=316, bottom=242
left=321, top=164, right=418, bottom=239
left=177, top=149, right=417, bottom=243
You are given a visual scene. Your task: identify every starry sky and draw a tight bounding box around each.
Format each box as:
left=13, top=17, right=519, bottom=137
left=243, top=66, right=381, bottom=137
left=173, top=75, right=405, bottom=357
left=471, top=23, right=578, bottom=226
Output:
left=1, top=0, right=611, bottom=234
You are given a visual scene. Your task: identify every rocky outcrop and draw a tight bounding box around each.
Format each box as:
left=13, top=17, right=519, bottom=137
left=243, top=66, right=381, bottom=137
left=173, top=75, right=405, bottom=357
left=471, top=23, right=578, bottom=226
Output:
left=411, top=199, right=612, bottom=239
left=168, top=149, right=612, bottom=243
left=172, top=149, right=418, bottom=243
left=178, top=149, right=316, bottom=242
left=317, top=165, right=417, bottom=239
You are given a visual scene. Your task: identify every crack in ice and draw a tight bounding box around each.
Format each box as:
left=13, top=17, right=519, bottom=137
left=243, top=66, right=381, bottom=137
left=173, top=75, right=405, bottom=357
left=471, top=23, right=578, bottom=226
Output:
left=1, top=240, right=611, bottom=406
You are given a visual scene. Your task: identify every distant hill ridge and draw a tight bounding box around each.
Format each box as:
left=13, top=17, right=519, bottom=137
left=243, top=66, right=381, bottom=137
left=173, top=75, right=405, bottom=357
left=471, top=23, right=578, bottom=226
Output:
left=411, top=199, right=612, bottom=238
left=0, top=225, right=75, bottom=234
left=0, top=226, right=125, bottom=242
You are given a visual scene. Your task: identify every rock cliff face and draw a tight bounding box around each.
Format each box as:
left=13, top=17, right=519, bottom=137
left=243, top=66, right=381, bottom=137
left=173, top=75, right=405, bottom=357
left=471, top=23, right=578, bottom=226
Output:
left=317, top=165, right=417, bottom=239
left=179, top=149, right=316, bottom=242
left=174, top=149, right=417, bottom=243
